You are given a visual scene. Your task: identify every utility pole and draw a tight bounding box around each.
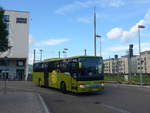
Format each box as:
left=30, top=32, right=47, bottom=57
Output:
left=58, top=51, right=60, bottom=58
left=138, top=25, right=145, bottom=86
left=33, top=49, right=36, bottom=63
left=94, top=7, right=97, bottom=56
left=40, top=49, right=43, bottom=61
left=109, top=56, right=110, bottom=73
left=84, top=49, right=87, bottom=56
left=96, top=35, right=101, bottom=57
left=4, top=56, right=8, bottom=94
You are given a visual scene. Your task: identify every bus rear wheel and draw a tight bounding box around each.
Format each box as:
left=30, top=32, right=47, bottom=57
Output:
left=60, top=82, right=67, bottom=93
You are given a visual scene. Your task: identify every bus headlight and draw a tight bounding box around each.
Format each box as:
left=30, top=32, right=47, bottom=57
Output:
left=101, top=83, right=104, bottom=87
left=79, top=85, right=86, bottom=88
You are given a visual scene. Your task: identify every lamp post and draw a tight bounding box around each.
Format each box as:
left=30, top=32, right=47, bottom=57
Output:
left=96, top=35, right=102, bottom=57
left=33, top=49, right=36, bottom=63
left=58, top=51, right=60, bottom=59
left=3, top=46, right=13, bottom=94
left=94, top=7, right=97, bottom=56
left=138, top=25, right=145, bottom=86
left=40, top=49, right=43, bottom=61
left=4, top=56, right=8, bottom=94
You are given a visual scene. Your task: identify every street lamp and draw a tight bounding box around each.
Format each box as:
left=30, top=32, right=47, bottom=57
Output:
left=138, top=25, right=145, bottom=86
left=63, top=48, right=68, bottom=58
left=96, top=34, right=102, bottom=57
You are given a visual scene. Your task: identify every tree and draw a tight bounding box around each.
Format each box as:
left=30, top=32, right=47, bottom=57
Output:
left=0, top=7, right=9, bottom=53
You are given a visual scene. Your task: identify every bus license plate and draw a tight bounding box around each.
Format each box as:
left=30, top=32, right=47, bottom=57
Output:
left=92, top=89, right=98, bottom=91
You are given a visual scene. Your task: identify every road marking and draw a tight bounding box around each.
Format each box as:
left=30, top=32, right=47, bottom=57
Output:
left=38, top=94, right=52, bottom=113
left=101, top=103, right=131, bottom=113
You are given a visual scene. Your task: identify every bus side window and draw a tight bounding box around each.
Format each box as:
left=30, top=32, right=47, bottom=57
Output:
left=48, top=62, right=54, bottom=72
left=56, top=62, right=61, bottom=72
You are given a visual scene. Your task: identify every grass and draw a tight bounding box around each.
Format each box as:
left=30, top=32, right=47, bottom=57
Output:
left=104, top=74, right=150, bottom=85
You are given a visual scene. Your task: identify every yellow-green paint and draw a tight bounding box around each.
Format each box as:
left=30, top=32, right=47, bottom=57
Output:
left=32, top=71, right=104, bottom=93
left=32, top=72, right=44, bottom=86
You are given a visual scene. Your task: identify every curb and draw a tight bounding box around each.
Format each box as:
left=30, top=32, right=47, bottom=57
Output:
left=106, top=82, right=150, bottom=88
left=121, top=84, right=150, bottom=88
left=38, top=94, right=52, bottom=113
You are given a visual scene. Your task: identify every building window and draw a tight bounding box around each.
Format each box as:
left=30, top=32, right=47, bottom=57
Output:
left=16, top=60, right=25, bottom=67
left=4, top=15, right=10, bottom=22
left=16, top=18, right=27, bottom=24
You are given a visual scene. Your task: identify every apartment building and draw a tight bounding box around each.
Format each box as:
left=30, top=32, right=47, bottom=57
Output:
left=137, top=51, right=150, bottom=74
left=0, top=10, right=29, bottom=80
left=103, top=58, right=113, bottom=74
left=104, top=51, right=150, bottom=74
left=104, top=55, right=137, bottom=74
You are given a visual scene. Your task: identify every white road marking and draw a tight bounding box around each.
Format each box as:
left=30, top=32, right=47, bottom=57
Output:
left=38, top=94, right=52, bottom=113
left=101, top=103, right=131, bottom=113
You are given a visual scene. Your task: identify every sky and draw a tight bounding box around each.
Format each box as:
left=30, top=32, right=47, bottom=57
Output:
left=1, top=0, right=150, bottom=64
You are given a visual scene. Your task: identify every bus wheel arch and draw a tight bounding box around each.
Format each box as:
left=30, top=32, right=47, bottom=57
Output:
left=60, top=81, right=67, bottom=93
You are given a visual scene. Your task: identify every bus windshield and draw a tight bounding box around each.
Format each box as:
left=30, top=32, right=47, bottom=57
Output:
left=78, top=57, right=103, bottom=77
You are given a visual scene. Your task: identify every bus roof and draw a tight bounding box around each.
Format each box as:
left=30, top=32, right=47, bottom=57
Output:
left=35, top=56, right=102, bottom=64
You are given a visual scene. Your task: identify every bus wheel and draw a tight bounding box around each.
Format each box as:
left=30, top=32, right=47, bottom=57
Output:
left=60, top=82, right=67, bottom=93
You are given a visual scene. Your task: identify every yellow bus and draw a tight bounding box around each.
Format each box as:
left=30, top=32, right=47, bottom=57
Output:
left=32, top=56, right=104, bottom=93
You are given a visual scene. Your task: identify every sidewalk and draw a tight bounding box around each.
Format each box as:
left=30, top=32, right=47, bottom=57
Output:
left=0, top=92, right=48, bottom=113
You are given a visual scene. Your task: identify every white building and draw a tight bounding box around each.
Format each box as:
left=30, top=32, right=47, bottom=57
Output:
left=0, top=10, right=29, bottom=80
left=104, top=51, right=150, bottom=75
left=137, top=51, right=150, bottom=74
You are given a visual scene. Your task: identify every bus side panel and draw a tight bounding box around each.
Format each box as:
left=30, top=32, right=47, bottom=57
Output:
left=32, top=72, right=44, bottom=86
left=48, top=71, right=73, bottom=91
left=57, top=73, right=72, bottom=91
left=70, top=78, right=78, bottom=93
left=48, top=72, right=52, bottom=87
left=48, top=71, right=58, bottom=88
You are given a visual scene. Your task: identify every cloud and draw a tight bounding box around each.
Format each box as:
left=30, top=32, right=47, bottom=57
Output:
left=77, top=17, right=91, bottom=23
left=133, top=42, right=150, bottom=54
left=109, top=45, right=128, bottom=52
left=107, top=9, right=150, bottom=42
left=55, top=0, right=125, bottom=15
left=36, top=39, right=69, bottom=46
left=107, top=28, right=123, bottom=39
left=106, top=43, right=150, bottom=57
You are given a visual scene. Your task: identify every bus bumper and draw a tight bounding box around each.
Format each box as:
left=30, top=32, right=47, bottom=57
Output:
left=76, top=83, right=104, bottom=93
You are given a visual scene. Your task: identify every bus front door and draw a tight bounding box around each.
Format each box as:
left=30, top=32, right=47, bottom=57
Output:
left=44, top=71, right=49, bottom=87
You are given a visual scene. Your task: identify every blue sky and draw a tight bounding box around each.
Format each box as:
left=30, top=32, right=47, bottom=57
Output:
left=1, top=0, right=150, bottom=63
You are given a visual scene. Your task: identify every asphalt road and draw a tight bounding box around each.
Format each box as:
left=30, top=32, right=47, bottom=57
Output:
left=1, top=81, right=150, bottom=113
left=41, top=84, right=150, bottom=113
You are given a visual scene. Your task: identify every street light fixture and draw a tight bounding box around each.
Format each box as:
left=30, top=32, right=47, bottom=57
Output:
left=138, top=25, right=145, bottom=86
left=63, top=48, right=68, bottom=58
left=96, top=34, right=102, bottom=57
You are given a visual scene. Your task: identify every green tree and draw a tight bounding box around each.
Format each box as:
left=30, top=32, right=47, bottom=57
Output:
left=0, top=7, right=9, bottom=52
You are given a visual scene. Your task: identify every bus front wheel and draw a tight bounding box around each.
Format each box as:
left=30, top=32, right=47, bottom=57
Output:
left=60, top=82, right=67, bottom=93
